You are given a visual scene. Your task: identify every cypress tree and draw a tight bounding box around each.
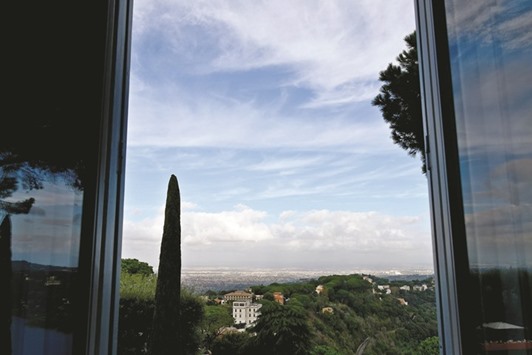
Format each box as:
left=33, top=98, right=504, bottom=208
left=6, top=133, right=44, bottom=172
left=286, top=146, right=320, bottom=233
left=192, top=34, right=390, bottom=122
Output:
left=0, top=216, right=12, bottom=355
left=148, top=175, right=182, bottom=354
left=1, top=200, right=34, bottom=355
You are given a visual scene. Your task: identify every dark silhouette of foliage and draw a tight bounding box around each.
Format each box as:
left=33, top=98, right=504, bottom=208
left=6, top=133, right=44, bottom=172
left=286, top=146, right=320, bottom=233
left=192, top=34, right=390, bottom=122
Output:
left=179, top=291, right=205, bottom=354
left=202, top=305, right=234, bottom=352
left=211, top=332, right=252, bottom=355
left=0, top=216, right=12, bottom=355
left=373, top=32, right=425, bottom=173
left=118, top=288, right=204, bottom=355
left=148, top=175, right=182, bottom=355
left=122, top=258, right=154, bottom=276
left=311, top=345, right=342, bottom=355
left=251, top=301, right=312, bottom=355
left=119, top=297, right=156, bottom=354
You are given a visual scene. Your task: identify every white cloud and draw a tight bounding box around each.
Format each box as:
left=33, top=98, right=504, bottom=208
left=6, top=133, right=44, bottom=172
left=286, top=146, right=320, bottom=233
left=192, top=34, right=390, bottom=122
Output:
left=132, top=0, right=416, bottom=108
left=453, top=56, right=532, bottom=157
left=9, top=184, right=83, bottom=267
left=127, top=85, right=395, bottom=152
left=249, top=156, right=324, bottom=172
left=122, top=205, right=432, bottom=269
left=183, top=204, right=273, bottom=245
left=446, top=1, right=532, bottom=50
left=489, top=159, right=532, bottom=205
left=462, top=159, right=532, bottom=267
left=121, top=210, right=165, bottom=269
left=182, top=201, right=198, bottom=211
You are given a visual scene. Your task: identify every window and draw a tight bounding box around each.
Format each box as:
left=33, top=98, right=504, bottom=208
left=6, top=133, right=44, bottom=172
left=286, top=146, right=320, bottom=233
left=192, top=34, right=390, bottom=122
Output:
left=7, top=1, right=530, bottom=354
left=4, top=1, right=132, bottom=354
left=416, top=0, right=532, bottom=353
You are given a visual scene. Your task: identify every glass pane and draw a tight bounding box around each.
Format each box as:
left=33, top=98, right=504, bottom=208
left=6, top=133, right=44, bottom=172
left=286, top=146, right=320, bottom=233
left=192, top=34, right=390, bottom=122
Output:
left=3, top=1, right=114, bottom=352
left=0, top=128, right=92, bottom=355
left=444, top=0, right=532, bottom=352
left=1, top=150, right=87, bottom=355
left=2, top=16, right=99, bottom=353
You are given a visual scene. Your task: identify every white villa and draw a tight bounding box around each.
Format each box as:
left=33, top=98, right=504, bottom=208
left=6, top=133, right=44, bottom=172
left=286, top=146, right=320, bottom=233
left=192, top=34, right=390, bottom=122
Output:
left=413, top=284, right=428, bottom=292
left=232, top=301, right=262, bottom=328
left=224, top=291, right=253, bottom=302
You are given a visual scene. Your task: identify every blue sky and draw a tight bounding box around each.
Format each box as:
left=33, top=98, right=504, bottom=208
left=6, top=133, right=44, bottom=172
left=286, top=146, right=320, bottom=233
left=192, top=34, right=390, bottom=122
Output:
left=9, top=183, right=83, bottom=267
left=122, top=0, right=434, bottom=271
left=445, top=1, right=532, bottom=268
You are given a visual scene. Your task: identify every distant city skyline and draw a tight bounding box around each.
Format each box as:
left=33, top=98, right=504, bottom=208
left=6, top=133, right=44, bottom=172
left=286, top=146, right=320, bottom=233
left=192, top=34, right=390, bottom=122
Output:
left=122, top=0, right=434, bottom=271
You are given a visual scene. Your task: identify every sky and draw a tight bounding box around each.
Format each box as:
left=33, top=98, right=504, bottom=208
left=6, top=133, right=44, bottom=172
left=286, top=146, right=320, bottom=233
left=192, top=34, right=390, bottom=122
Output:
left=8, top=183, right=83, bottom=267
left=445, top=1, right=532, bottom=268
left=121, top=0, right=434, bottom=272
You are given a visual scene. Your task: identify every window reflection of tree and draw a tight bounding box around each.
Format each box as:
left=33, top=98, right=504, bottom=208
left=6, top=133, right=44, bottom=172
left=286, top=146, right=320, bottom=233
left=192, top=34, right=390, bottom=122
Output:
left=0, top=153, right=82, bottom=354
left=1, top=109, right=94, bottom=354
left=1, top=215, right=13, bottom=354
left=4, top=0, right=113, bottom=352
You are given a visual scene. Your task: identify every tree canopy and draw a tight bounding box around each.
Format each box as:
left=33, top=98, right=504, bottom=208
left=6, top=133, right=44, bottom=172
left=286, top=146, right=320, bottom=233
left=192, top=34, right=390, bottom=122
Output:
left=121, top=258, right=154, bottom=276
left=202, top=305, right=234, bottom=352
left=251, top=301, right=312, bottom=355
left=373, top=32, right=425, bottom=173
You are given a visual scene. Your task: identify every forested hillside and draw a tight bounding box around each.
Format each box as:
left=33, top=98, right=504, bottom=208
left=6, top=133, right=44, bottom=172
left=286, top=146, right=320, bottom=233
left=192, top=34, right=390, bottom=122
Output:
left=119, top=262, right=438, bottom=354
left=241, top=274, right=438, bottom=355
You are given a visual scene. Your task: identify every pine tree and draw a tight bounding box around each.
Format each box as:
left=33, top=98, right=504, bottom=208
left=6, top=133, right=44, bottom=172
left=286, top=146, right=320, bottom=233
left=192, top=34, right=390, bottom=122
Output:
left=148, top=175, right=182, bottom=354
left=373, top=32, right=425, bottom=173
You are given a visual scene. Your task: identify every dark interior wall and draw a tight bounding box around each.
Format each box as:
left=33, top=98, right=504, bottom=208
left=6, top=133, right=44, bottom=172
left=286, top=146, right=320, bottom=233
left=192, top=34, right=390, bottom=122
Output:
left=5, top=1, right=108, bottom=174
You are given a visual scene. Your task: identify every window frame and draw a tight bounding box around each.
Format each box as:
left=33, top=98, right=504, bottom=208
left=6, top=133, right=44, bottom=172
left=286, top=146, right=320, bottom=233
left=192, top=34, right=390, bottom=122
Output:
left=79, top=0, right=133, bottom=354
left=414, top=1, right=510, bottom=353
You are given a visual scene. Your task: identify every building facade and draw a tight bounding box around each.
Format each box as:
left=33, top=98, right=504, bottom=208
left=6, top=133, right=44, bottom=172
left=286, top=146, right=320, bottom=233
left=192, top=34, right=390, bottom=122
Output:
left=224, top=291, right=253, bottom=302
left=232, top=301, right=263, bottom=328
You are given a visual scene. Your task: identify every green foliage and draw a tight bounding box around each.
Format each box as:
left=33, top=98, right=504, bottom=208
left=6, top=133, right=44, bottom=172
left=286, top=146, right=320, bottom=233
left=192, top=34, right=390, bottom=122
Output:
left=120, top=273, right=157, bottom=300
left=211, top=331, right=252, bottom=355
left=262, top=292, right=274, bottom=301
left=122, top=258, right=154, bottom=276
left=118, top=287, right=205, bottom=355
left=180, top=289, right=205, bottom=355
left=247, top=274, right=437, bottom=355
left=202, top=305, right=234, bottom=352
left=120, top=270, right=438, bottom=355
left=415, top=336, right=440, bottom=355
left=373, top=31, right=425, bottom=173
left=311, top=345, right=342, bottom=355
left=251, top=301, right=312, bottom=355
left=118, top=297, right=155, bottom=354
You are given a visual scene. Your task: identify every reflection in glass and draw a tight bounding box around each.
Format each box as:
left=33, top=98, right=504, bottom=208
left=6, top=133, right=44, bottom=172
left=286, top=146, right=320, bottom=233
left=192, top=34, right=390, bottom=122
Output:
left=2, top=23, right=99, bottom=352
left=445, top=0, right=532, bottom=352
left=1, top=155, right=85, bottom=354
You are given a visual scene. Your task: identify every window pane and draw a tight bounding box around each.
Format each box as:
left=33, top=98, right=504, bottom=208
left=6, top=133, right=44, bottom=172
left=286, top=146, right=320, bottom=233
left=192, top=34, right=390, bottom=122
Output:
left=3, top=3, right=102, bottom=351
left=1, top=137, right=91, bottom=355
left=444, top=0, right=532, bottom=351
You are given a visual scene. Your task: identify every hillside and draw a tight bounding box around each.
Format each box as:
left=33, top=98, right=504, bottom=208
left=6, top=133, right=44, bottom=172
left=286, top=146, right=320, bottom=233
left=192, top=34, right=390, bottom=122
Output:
left=243, top=274, right=438, bottom=355
left=118, top=271, right=439, bottom=354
